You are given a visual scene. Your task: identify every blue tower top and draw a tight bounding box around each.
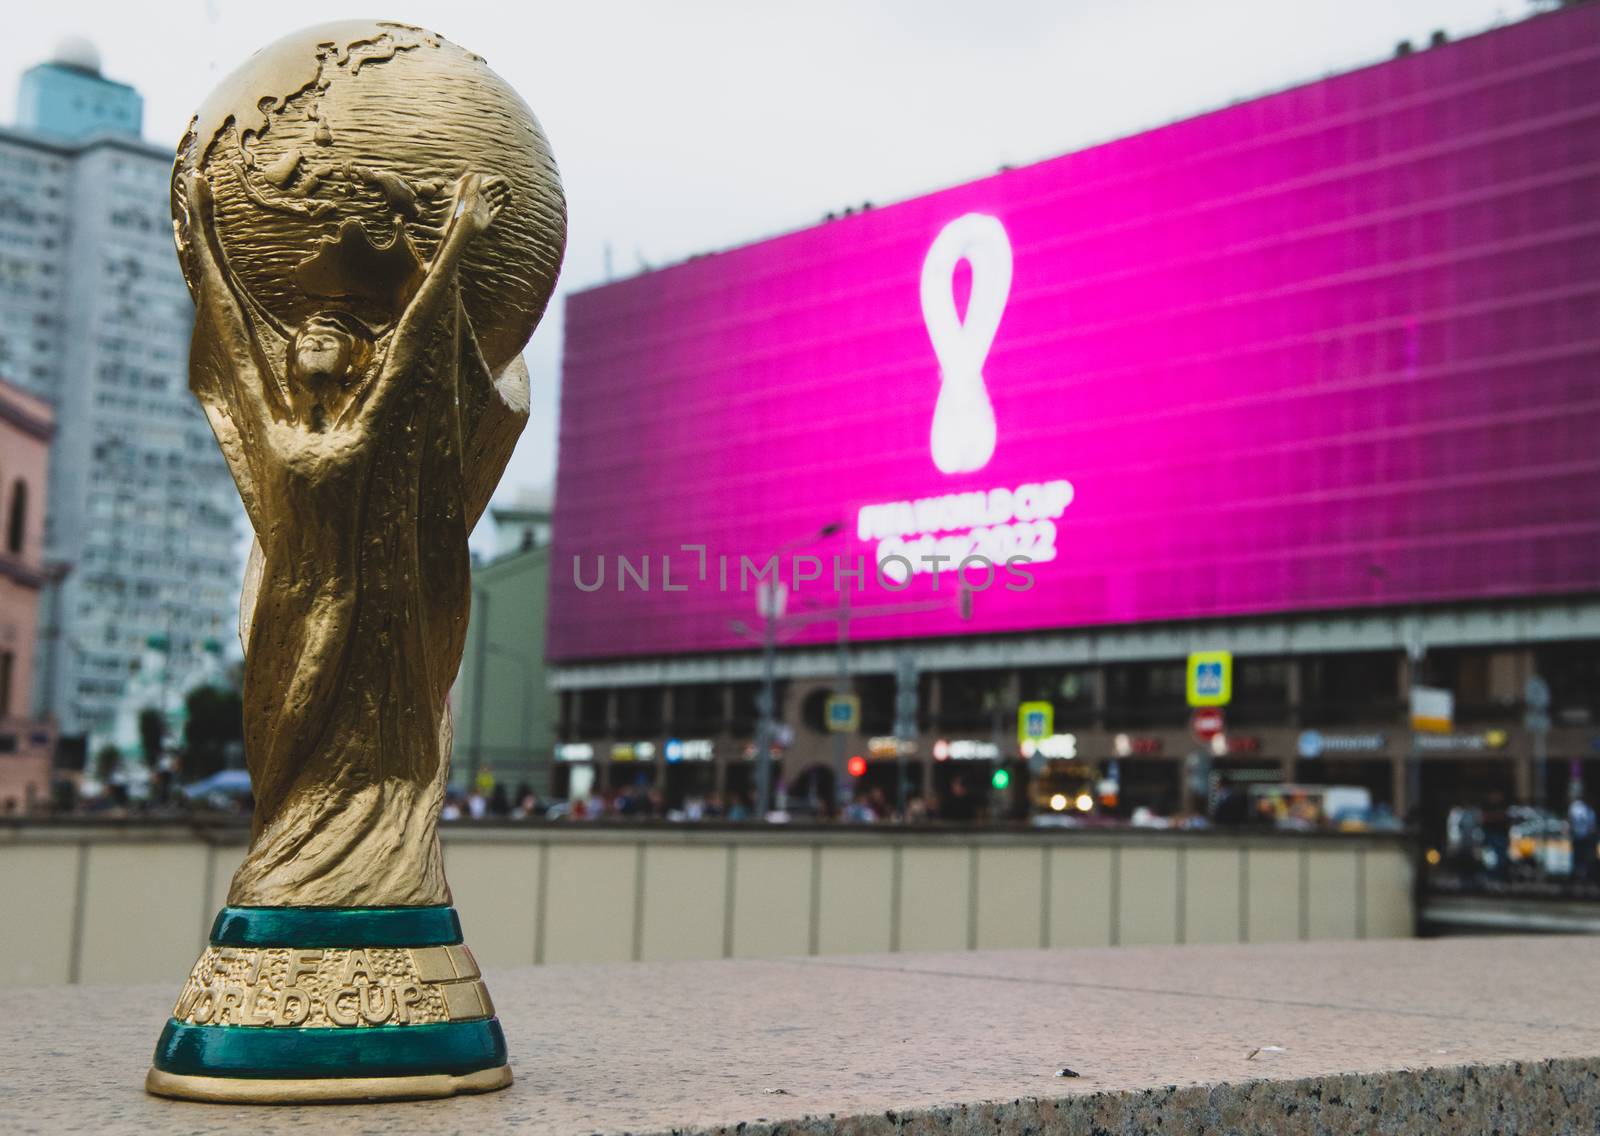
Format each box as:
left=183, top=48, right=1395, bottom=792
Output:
left=16, top=37, right=142, bottom=141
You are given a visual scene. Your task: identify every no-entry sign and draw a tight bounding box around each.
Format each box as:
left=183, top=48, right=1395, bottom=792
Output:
left=1191, top=707, right=1225, bottom=742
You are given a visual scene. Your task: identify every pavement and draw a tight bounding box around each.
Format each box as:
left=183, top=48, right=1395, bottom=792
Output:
left=1423, top=893, right=1600, bottom=935
left=5, top=936, right=1600, bottom=1134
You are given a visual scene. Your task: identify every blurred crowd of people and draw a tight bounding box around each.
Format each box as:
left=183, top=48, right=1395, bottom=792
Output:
left=435, top=781, right=988, bottom=824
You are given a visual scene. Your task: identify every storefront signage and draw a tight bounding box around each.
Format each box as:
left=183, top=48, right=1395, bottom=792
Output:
left=1297, top=731, right=1386, bottom=758
left=1112, top=733, right=1164, bottom=757
left=555, top=743, right=594, bottom=763
left=1021, top=733, right=1077, bottom=760
left=664, top=738, right=713, bottom=762
left=1415, top=730, right=1508, bottom=753
left=933, top=738, right=1001, bottom=761
left=1410, top=686, right=1455, bottom=733
left=610, top=741, right=657, bottom=761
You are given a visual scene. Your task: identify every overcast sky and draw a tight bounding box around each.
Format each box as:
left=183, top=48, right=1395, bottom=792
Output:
left=2, top=0, right=1537, bottom=544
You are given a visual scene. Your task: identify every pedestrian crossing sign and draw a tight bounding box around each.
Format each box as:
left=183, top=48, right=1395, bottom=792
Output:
left=825, top=693, right=860, bottom=733
left=1018, top=701, right=1053, bottom=745
left=1186, top=651, right=1232, bottom=707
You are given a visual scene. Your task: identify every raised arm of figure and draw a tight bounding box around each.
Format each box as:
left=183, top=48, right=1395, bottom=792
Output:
left=379, top=172, right=510, bottom=388
left=184, top=172, right=288, bottom=424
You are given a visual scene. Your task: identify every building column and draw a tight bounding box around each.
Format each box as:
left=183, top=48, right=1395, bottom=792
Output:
left=714, top=684, right=734, bottom=798
left=1398, top=652, right=1418, bottom=821
left=1513, top=743, right=1534, bottom=805
left=601, top=687, right=617, bottom=792
left=1285, top=658, right=1303, bottom=731
left=1391, top=750, right=1409, bottom=818
left=658, top=686, right=674, bottom=794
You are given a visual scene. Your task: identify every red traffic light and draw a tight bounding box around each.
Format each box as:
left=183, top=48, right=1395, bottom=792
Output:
left=847, top=755, right=867, bottom=778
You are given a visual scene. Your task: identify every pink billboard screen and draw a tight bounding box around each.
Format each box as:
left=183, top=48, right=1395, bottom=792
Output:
left=551, top=8, right=1600, bottom=663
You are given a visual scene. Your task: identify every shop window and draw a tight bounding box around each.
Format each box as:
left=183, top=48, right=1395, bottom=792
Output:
left=800, top=688, right=832, bottom=735
left=668, top=683, right=722, bottom=735
left=936, top=669, right=1011, bottom=733
left=1231, top=658, right=1292, bottom=727
left=1536, top=641, right=1600, bottom=727
left=731, top=680, right=787, bottom=738
left=1420, top=648, right=1523, bottom=723
left=1018, top=666, right=1098, bottom=726
left=1104, top=661, right=1188, bottom=729
left=1301, top=651, right=1402, bottom=725
left=5, top=479, right=24, bottom=554
left=854, top=673, right=894, bottom=736
left=614, top=686, right=663, bottom=735
left=567, top=688, right=609, bottom=740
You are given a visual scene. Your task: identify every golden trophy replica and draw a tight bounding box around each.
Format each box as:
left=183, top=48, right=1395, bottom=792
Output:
left=145, top=21, right=564, bottom=1103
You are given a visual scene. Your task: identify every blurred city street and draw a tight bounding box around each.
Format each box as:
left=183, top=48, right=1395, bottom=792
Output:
left=1, top=0, right=1598, bottom=977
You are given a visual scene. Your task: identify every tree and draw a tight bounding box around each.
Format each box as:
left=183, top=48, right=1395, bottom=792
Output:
left=183, top=685, right=243, bottom=780
left=94, top=743, right=120, bottom=782
left=138, top=707, right=165, bottom=766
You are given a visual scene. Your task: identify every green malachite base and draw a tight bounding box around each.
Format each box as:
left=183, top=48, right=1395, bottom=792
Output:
left=210, top=904, right=465, bottom=947
left=146, top=905, right=510, bottom=1104
left=153, top=1018, right=509, bottom=1079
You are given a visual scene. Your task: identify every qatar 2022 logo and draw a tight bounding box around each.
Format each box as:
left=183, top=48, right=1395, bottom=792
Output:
left=921, top=212, right=1011, bottom=475
left=850, top=212, right=1076, bottom=586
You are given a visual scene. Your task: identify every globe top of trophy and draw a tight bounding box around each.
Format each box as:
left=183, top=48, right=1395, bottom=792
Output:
left=171, top=19, right=565, bottom=377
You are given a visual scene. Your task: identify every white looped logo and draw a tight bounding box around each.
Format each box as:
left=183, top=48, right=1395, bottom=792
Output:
left=921, top=213, right=1011, bottom=475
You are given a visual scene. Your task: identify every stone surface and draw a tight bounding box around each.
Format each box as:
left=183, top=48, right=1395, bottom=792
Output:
left=3, top=936, right=1599, bottom=1134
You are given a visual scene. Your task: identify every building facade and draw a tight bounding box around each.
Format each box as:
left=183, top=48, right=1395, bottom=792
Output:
left=452, top=502, right=559, bottom=798
left=0, top=46, right=239, bottom=752
left=0, top=376, right=57, bottom=810
left=547, top=6, right=1600, bottom=834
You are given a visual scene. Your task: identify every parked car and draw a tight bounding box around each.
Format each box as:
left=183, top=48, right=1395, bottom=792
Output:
left=1509, top=813, right=1572, bottom=877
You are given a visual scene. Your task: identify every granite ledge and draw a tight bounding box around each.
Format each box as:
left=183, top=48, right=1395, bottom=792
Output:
left=3, top=936, right=1599, bottom=1135
left=688, top=1059, right=1600, bottom=1136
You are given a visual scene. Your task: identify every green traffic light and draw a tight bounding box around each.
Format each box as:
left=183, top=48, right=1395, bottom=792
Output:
left=991, top=768, right=1011, bottom=790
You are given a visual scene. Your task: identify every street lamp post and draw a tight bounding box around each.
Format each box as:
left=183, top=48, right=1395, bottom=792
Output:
left=468, top=586, right=491, bottom=792
left=832, top=585, right=852, bottom=813
left=1405, top=622, right=1425, bottom=824
left=754, top=597, right=779, bottom=818
left=743, top=522, right=842, bottom=819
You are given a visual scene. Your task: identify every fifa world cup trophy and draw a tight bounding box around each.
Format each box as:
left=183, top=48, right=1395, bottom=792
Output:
left=145, top=21, right=565, bottom=1102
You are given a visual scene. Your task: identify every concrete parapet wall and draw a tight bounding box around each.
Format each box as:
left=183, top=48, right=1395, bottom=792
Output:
left=0, top=822, right=1415, bottom=986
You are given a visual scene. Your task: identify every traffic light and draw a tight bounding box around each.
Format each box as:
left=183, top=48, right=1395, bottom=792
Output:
left=990, top=767, right=1011, bottom=790
left=847, top=754, right=867, bottom=778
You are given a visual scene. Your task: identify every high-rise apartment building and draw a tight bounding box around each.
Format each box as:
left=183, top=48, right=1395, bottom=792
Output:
left=0, top=42, right=238, bottom=750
